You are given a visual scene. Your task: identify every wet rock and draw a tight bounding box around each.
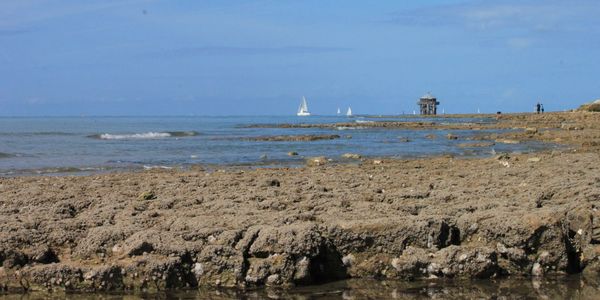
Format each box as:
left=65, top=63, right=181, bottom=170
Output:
left=287, top=151, right=299, bottom=156
left=247, top=134, right=340, bottom=142
left=446, top=134, right=459, bottom=140
left=495, top=139, right=520, bottom=144
left=525, top=127, right=538, bottom=134
left=306, top=157, right=329, bottom=166
left=458, top=142, right=495, bottom=148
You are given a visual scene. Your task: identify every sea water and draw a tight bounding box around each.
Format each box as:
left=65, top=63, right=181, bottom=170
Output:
left=0, top=115, right=552, bottom=176
left=1, top=276, right=598, bottom=299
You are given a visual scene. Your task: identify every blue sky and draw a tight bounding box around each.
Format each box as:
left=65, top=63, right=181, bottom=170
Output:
left=0, top=0, right=599, bottom=116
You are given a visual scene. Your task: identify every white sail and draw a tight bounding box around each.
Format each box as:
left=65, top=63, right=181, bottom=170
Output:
left=297, top=96, right=311, bottom=116
left=337, top=108, right=341, bottom=115
left=346, top=107, right=352, bottom=117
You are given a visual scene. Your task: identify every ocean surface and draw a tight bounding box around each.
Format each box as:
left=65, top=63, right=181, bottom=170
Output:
left=1, top=276, right=598, bottom=299
left=0, top=115, right=552, bottom=176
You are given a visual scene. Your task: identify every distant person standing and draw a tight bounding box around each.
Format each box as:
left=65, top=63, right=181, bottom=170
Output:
left=541, top=104, right=545, bottom=113
left=536, top=102, right=541, bottom=114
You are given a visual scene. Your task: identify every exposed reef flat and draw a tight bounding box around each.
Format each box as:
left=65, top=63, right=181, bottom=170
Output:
left=1, top=112, right=600, bottom=293
left=244, top=134, right=341, bottom=142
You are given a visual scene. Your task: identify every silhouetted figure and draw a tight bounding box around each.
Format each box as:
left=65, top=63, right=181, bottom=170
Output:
left=536, top=102, right=541, bottom=114
left=541, top=104, right=545, bottom=113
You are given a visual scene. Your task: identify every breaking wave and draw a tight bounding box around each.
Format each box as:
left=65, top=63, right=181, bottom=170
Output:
left=88, top=131, right=199, bottom=140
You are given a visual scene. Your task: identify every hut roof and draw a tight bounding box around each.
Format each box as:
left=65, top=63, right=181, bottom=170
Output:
left=421, top=92, right=435, bottom=100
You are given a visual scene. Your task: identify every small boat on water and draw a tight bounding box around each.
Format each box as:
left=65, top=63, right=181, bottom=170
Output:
left=346, top=107, right=353, bottom=117
left=297, top=96, right=311, bottom=116
left=337, top=107, right=341, bottom=115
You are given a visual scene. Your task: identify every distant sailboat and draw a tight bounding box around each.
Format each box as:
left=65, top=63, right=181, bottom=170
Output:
left=337, top=108, right=341, bottom=115
left=346, top=107, right=353, bottom=117
left=297, top=96, right=311, bottom=116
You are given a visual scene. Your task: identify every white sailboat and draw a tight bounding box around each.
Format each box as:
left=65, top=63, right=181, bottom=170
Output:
left=297, top=96, right=311, bottom=116
left=337, top=108, right=341, bottom=115
left=346, top=107, right=353, bottom=117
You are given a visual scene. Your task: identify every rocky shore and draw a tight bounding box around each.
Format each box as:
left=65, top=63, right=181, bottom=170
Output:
left=1, top=112, right=600, bottom=293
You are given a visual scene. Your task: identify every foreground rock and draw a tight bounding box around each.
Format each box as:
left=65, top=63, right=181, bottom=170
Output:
left=2, top=112, right=600, bottom=292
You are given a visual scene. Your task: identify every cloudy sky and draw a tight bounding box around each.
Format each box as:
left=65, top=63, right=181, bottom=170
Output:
left=0, top=0, right=599, bottom=116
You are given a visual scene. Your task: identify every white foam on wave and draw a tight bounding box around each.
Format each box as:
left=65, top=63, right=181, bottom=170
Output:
left=98, top=132, right=172, bottom=140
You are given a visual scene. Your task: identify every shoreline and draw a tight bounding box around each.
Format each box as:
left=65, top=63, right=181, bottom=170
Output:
left=1, top=112, right=600, bottom=293
left=1, top=112, right=576, bottom=177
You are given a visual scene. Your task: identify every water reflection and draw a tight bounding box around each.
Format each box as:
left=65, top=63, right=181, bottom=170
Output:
left=2, top=275, right=599, bottom=299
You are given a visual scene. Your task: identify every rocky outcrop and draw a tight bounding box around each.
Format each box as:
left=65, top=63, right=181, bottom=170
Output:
left=245, top=134, right=340, bottom=142
left=578, top=100, right=600, bottom=112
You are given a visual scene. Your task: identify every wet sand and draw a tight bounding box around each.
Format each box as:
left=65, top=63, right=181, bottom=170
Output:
left=1, top=112, right=600, bottom=293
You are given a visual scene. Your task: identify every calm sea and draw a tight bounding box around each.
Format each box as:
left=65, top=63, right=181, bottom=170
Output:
left=0, top=115, right=551, bottom=176
left=1, top=276, right=598, bottom=299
